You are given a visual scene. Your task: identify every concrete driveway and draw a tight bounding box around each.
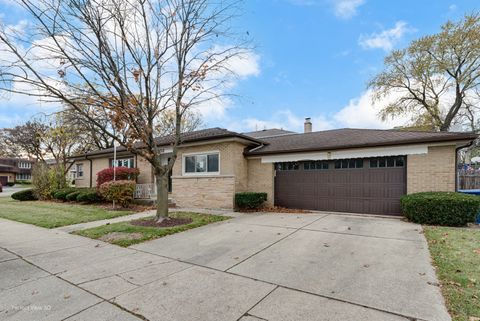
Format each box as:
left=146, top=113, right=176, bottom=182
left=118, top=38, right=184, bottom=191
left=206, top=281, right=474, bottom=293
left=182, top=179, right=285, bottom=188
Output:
left=0, top=212, right=450, bottom=321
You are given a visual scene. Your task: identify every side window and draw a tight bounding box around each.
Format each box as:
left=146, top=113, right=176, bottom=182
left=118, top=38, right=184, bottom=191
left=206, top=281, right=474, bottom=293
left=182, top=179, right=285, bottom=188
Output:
left=184, top=153, right=220, bottom=174
left=76, top=164, right=84, bottom=177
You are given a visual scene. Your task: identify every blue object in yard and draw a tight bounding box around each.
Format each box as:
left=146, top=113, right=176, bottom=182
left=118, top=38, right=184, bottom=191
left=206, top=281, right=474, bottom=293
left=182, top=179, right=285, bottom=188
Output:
left=458, top=190, right=480, bottom=224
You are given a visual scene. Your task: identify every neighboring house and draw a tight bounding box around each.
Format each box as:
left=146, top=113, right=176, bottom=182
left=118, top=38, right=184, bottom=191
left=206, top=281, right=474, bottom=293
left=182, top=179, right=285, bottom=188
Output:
left=70, top=119, right=477, bottom=216
left=0, top=158, right=34, bottom=186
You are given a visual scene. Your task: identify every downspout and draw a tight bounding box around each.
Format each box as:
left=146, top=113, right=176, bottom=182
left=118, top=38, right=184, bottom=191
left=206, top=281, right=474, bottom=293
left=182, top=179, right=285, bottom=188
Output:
left=455, top=141, right=474, bottom=192
left=85, top=154, right=93, bottom=188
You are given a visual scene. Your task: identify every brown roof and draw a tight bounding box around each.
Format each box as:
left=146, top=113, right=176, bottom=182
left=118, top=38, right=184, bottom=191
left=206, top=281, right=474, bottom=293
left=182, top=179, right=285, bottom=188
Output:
left=73, top=128, right=263, bottom=158
left=246, top=128, right=478, bottom=156
left=243, top=128, right=296, bottom=138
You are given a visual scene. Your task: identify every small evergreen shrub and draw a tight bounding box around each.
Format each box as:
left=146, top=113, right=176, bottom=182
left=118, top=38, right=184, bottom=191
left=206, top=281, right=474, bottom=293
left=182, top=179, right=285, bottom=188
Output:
left=53, top=188, right=77, bottom=201
left=401, top=192, right=480, bottom=226
left=66, top=191, right=82, bottom=201
left=6, top=182, right=15, bottom=187
left=11, top=189, right=38, bottom=201
left=96, top=167, right=140, bottom=188
left=235, top=192, right=268, bottom=209
left=99, top=180, right=136, bottom=207
left=76, top=189, right=103, bottom=203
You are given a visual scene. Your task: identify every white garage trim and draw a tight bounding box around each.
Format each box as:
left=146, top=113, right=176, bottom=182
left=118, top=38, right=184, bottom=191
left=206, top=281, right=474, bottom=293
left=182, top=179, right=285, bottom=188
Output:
left=260, top=144, right=429, bottom=163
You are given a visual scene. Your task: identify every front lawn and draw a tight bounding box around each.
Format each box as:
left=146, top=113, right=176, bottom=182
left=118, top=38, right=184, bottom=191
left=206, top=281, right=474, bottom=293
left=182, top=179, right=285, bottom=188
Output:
left=73, top=212, right=230, bottom=247
left=424, top=226, right=480, bottom=321
left=0, top=198, right=135, bottom=228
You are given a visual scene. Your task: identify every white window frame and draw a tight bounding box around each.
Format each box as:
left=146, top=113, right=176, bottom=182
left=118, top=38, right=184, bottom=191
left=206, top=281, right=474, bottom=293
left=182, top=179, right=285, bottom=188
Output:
left=76, top=163, right=84, bottom=178
left=18, top=162, right=31, bottom=169
left=111, top=157, right=135, bottom=168
left=16, top=173, right=31, bottom=180
left=182, top=151, right=220, bottom=176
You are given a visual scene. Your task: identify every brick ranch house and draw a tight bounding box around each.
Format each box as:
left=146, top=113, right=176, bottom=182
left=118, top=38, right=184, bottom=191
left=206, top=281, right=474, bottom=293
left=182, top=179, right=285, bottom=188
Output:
left=71, top=120, right=477, bottom=216
left=0, top=158, right=34, bottom=186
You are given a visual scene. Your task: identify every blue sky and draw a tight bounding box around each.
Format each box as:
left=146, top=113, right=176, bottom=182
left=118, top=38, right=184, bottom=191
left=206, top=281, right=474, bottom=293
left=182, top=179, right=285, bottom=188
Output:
left=0, top=0, right=478, bottom=132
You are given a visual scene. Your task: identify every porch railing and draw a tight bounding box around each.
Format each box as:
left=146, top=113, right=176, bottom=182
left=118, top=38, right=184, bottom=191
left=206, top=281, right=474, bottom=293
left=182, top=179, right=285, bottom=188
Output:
left=135, top=183, right=156, bottom=199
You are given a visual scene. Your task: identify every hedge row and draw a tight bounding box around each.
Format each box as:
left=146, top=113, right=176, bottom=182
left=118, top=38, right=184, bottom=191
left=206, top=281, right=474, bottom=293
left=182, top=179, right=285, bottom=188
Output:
left=401, top=192, right=480, bottom=226
left=235, top=192, right=267, bottom=209
left=51, top=187, right=103, bottom=204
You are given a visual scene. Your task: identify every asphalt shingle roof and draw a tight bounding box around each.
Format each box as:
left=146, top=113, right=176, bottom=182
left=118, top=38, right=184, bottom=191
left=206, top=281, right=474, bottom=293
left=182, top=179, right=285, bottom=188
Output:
left=245, top=128, right=478, bottom=155
left=243, top=128, right=296, bottom=138
left=73, top=128, right=263, bottom=158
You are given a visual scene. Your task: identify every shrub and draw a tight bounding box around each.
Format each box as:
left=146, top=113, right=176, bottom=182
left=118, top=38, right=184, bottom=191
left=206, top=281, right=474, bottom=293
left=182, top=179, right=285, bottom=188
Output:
left=77, top=189, right=103, bottom=203
left=401, top=192, right=480, bottom=226
left=99, top=180, right=136, bottom=207
left=53, top=188, right=77, bottom=201
left=66, top=191, right=82, bottom=202
left=6, top=182, right=15, bottom=187
left=235, top=192, right=268, bottom=209
left=32, top=163, right=68, bottom=200
left=96, top=167, right=140, bottom=188
left=11, top=189, right=38, bottom=201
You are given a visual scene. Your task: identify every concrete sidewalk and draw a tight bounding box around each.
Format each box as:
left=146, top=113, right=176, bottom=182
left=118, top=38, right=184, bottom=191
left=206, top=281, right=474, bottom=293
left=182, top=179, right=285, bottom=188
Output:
left=0, top=212, right=450, bottom=321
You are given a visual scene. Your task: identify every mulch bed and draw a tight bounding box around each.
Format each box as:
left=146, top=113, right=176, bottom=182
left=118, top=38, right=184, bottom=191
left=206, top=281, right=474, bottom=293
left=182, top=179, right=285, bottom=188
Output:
left=130, top=217, right=193, bottom=228
left=238, top=206, right=311, bottom=214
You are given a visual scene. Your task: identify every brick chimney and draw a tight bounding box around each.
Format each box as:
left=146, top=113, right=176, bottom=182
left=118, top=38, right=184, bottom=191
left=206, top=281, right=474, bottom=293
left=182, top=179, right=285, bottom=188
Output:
left=304, top=117, right=312, bottom=133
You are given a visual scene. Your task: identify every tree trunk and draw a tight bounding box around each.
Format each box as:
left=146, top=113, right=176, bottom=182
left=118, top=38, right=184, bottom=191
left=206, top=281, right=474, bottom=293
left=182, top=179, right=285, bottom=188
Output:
left=155, top=171, right=169, bottom=222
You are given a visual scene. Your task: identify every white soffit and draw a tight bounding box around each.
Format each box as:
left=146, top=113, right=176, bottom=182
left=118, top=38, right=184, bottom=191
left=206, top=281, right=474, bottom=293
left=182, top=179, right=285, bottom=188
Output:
left=260, top=144, right=429, bottom=163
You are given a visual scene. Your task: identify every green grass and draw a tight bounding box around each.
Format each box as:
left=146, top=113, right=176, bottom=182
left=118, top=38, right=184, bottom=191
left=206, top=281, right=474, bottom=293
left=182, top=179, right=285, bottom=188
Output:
left=73, top=212, right=230, bottom=247
left=424, top=226, right=480, bottom=321
left=0, top=197, right=135, bottom=228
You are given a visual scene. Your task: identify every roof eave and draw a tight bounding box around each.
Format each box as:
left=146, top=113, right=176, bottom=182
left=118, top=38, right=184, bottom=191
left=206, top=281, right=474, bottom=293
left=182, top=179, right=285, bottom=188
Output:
left=246, top=134, right=478, bottom=156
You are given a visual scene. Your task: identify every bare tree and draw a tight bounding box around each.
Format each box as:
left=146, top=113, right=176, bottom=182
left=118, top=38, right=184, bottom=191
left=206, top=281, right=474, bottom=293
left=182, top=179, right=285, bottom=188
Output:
left=369, top=13, right=480, bottom=132
left=3, top=120, right=49, bottom=161
left=0, top=0, right=249, bottom=221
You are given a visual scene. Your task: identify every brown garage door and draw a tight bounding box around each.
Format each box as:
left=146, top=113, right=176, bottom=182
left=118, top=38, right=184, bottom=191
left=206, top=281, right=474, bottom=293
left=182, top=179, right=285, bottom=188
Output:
left=0, top=176, right=8, bottom=186
left=274, top=157, right=406, bottom=216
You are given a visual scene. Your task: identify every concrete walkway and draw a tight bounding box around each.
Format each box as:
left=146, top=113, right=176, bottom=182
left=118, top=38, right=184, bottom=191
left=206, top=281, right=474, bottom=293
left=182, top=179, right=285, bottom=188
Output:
left=0, top=213, right=450, bottom=321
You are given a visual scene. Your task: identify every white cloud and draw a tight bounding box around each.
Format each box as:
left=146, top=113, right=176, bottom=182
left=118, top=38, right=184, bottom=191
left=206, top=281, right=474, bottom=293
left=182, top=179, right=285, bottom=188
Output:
left=285, top=0, right=364, bottom=19
left=333, top=0, right=365, bottom=19
left=359, top=21, right=414, bottom=51
left=333, top=89, right=409, bottom=128
left=223, top=89, right=411, bottom=133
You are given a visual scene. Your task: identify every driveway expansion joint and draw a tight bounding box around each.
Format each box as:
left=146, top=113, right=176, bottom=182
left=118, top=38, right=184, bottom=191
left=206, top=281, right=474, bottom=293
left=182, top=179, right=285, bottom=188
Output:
left=300, top=227, right=425, bottom=243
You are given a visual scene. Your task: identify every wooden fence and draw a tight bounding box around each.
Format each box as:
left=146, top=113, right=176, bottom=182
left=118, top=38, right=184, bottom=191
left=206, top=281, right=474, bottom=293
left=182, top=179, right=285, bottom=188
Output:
left=458, top=170, right=480, bottom=190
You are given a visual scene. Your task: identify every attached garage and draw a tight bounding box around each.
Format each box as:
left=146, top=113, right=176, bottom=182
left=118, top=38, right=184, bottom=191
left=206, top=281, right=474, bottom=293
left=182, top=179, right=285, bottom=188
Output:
left=245, top=127, right=478, bottom=216
left=274, top=157, right=406, bottom=216
left=0, top=176, right=8, bottom=186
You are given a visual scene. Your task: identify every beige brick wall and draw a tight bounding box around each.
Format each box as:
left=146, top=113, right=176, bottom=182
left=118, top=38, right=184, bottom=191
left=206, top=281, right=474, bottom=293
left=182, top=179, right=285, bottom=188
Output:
left=73, top=160, right=92, bottom=188
left=407, top=145, right=456, bottom=194
left=172, top=176, right=235, bottom=209
left=171, top=141, right=251, bottom=209
left=247, top=158, right=275, bottom=206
